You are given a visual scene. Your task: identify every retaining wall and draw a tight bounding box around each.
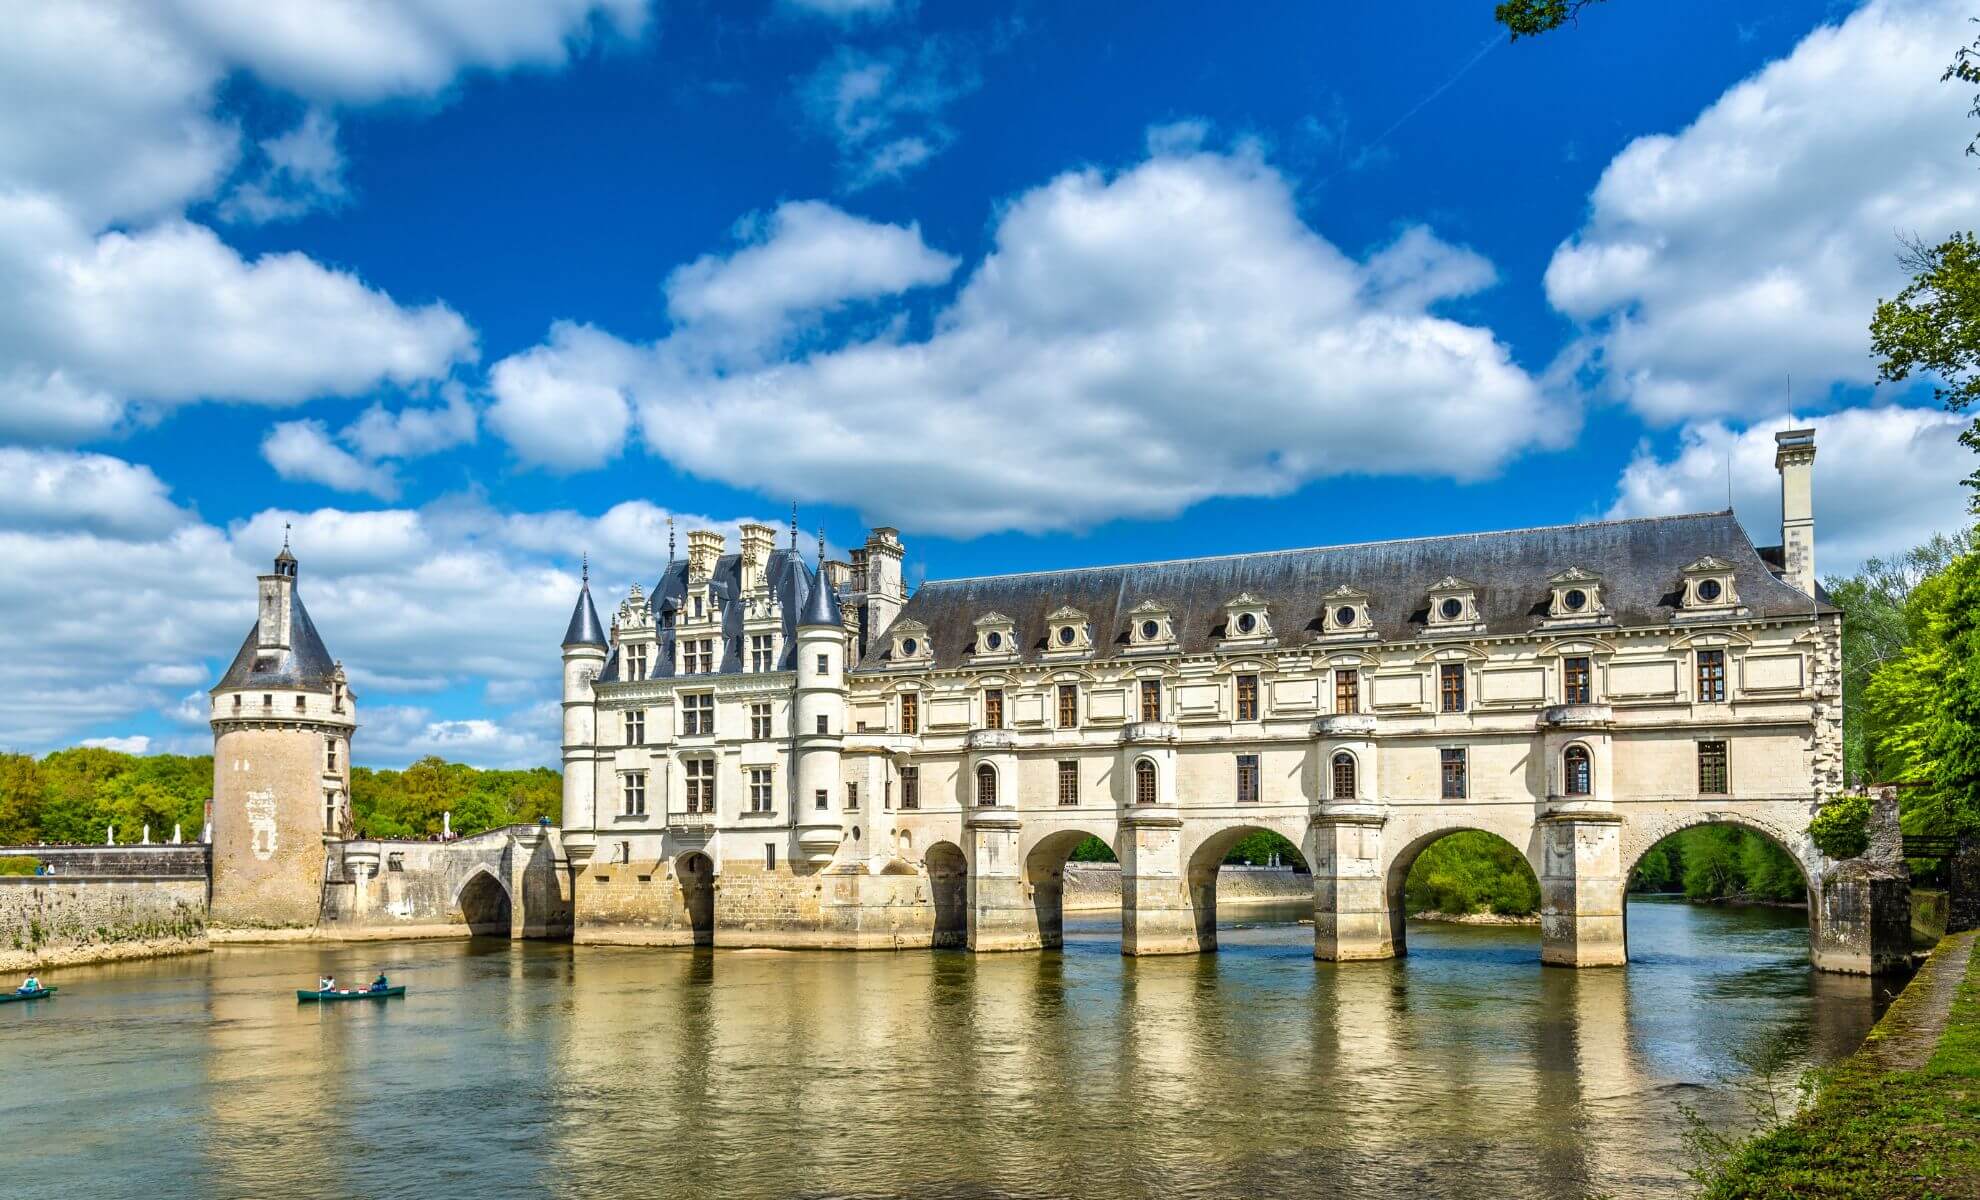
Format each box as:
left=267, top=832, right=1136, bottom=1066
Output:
left=0, top=877, right=208, bottom=970
left=0, top=844, right=209, bottom=878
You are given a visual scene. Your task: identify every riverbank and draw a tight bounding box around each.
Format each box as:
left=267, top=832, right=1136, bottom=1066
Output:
left=1702, top=929, right=1979, bottom=1199
left=1411, top=910, right=1540, bottom=925
left=0, top=876, right=207, bottom=972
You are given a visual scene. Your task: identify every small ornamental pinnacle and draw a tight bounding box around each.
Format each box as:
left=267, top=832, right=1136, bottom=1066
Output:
left=581, top=552, right=588, bottom=585
left=668, top=516, right=676, bottom=563
left=817, top=527, right=825, bottom=567
left=790, top=502, right=799, bottom=551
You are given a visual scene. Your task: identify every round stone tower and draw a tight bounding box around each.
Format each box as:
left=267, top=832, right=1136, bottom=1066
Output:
left=209, top=541, right=356, bottom=927
left=559, top=559, right=608, bottom=871
left=792, top=560, right=846, bottom=867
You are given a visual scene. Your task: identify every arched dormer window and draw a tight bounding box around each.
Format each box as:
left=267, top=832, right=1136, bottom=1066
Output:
left=975, top=763, right=998, bottom=807
left=1134, top=758, right=1158, bottom=806
left=1331, top=751, right=1357, bottom=800
left=1563, top=745, right=1592, bottom=797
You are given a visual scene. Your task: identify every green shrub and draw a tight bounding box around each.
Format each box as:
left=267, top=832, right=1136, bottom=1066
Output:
left=0, top=855, right=39, bottom=876
left=1810, top=794, right=1872, bottom=860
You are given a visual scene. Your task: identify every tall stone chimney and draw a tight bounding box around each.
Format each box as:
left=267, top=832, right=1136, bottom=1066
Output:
left=1774, top=427, right=1817, bottom=597
left=686, top=529, right=724, bottom=582
left=738, top=522, right=777, bottom=593
left=257, top=543, right=298, bottom=651
left=862, top=527, right=905, bottom=638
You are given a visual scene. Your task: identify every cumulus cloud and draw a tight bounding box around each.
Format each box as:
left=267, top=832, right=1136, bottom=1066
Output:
left=780, top=0, right=898, bottom=20
left=799, top=40, right=980, bottom=188
left=486, top=323, right=640, bottom=471
left=1548, top=0, right=1980, bottom=421
left=80, top=735, right=152, bottom=754
left=343, top=387, right=478, bottom=459
left=489, top=143, right=1564, bottom=534
left=1606, top=407, right=1974, bottom=573
left=218, top=108, right=348, bottom=224
left=0, top=446, right=190, bottom=539
left=360, top=703, right=560, bottom=771
left=261, top=420, right=403, bottom=500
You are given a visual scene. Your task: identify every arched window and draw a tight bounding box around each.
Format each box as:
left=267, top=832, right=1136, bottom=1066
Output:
left=1134, top=759, right=1158, bottom=806
left=1331, top=751, right=1357, bottom=800
left=1563, top=745, right=1592, bottom=797
left=975, top=763, right=998, bottom=807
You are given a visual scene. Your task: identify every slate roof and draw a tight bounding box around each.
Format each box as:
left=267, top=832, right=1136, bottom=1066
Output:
left=563, top=580, right=607, bottom=647
left=595, top=548, right=818, bottom=683
left=799, top=561, right=844, bottom=628
left=853, top=511, right=1832, bottom=672
left=214, top=589, right=340, bottom=693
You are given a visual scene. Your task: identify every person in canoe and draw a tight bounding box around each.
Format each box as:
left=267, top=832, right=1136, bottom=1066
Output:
left=17, top=974, right=41, bottom=995
left=368, top=972, right=389, bottom=993
left=318, top=974, right=336, bottom=993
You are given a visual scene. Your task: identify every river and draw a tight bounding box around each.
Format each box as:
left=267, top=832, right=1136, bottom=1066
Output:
left=0, top=897, right=1900, bottom=1200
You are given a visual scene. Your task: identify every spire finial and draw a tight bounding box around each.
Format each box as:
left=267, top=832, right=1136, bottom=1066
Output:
left=789, top=502, right=798, bottom=551
left=581, top=552, right=589, bottom=585
left=667, top=516, right=676, bottom=563
left=816, top=526, right=826, bottom=567
left=282, top=522, right=291, bottom=553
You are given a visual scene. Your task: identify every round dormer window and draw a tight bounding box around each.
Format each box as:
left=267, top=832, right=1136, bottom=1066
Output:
left=1439, top=597, right=1464, bottom=621
left=1236, top=612, right=1257, bottom=634
left=1058, top=625, right=1076, bottom=645
left=901, top=637, right=918, bottom=656
left=1141, top=619, right=1161, bottom=641
left=1698, top=579, right=1722, bottom=603
left=985, top=631, right=1003, bottom=650
left=1335, top=605, right=1357, bottom=628
left=1563, top=589, right=1587, bottom=612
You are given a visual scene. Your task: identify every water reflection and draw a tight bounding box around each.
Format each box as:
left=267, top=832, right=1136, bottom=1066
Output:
left=0, top=899, right=1888, bottom=1200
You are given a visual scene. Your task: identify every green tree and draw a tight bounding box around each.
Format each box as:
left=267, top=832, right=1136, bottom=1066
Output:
left=1495, top=0, right=1607, bottom=40
left=1068, top=835, right=1116, bottom=863
left=1867, top=543, right=1980, bottom=833
left=0, top=753, right=45, bottom=843
left=1404, top=832, right=1540, bottom=916
left=1222, top=830, right=1307, bottom=868
left=1873, top=232, right=1980, bottom=504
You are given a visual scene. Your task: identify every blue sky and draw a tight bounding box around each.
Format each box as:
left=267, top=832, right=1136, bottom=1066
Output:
left=1, top=0, right=1974, bottom=767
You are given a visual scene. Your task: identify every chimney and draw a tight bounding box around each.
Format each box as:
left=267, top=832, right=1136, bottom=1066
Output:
left=861, top=526, right=906, bottom=638
left=738, top=522, right=777, bottom=593
left=1774, top=427, right=1817, bottom=597
left=686, top=529, right=724, bottom=582
left=257, top=547, right=297, bottom=651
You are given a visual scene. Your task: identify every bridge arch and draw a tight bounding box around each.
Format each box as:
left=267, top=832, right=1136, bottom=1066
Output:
left=454, top=866, right=512, bottom=937
left=1181, top=818, right=1311, bottom=951
left=1022, top=822, right=1117, bottom=949
left=1380, top=823, right=1541, bottom=957
left=1619, top=808, right=1820, bottom=961
left=924, top=841, right=968, bottom=948
left=673, top=850, right=716, bottom=947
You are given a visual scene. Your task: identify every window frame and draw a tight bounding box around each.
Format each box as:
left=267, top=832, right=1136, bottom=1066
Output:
left=900, top=765, right=919, bottom=809
left=1334, top=668, right=1359, bottom=715
left=1331, top=751, right=1356, bottom=801
left=748, top=701, right=772, bottom=741
left=623, top=770, right=648, bottom=816
left=1235, top=753, right=1259, bottom=804
left=748, top=767, right=773, bottom=813
left=900, top=692, right=919, bottom=735
left=1057, top=760, right=1079, bottom=806
left=1698, top=740, right=1730, bottom=795
left=975, top=763, right=998, bottom=807
left=1234, top=673, right=1259, bottom=722
left=749, top=633, right=775, bottom=673
left=682, top=692, right=715, bottom=737
left=983, top=688, right=1004, bottom=730
left=1133, top=758, right=1158, bottom=806
left=1696, top=649, right=1728, bottom=704
left=1439, top=663, right=1467, bottom=713
left=682, top=760, right=713, bottom=814
left=1563, top=656, right=1592, bottom=705
left=1439, top=748, right=1468, bottom=800
left=1139, top=679, right=1162, bottom=723
left=1057, top=683, right=1078, bottom=729
left=1563, top=744, right=1592, bottom=797
left=625, top=709, right=645, bottom=746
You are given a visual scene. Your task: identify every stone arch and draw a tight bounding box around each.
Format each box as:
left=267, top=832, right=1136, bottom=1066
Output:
left=1181, top=818, right=1312, bottom=952
left=1618, top=806, right=1821, bottom=961
left=924, top=841, right=968, bottom=948
left=455, top=867, right=512, bottom=937
left=1381, top=824, right=1541, bottom=957
left=1022, top=823, right=1118, bottom=949
left=674, top=850, right=716, bottom=947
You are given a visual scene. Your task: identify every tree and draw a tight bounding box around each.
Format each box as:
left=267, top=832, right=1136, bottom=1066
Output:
left=1866, top=542, right=1980, bottom=833
left=1404, top=832, right=1541, bottom=916
left=1872, top=232, right=1980, bottom=505
left=1495, top=0, right=1607, bottom=40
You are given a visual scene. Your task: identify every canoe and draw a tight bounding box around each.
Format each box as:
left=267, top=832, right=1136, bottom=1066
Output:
left=0, top=986, right=57, bottom=1004
left=296, top=986, right=405, bottom=1003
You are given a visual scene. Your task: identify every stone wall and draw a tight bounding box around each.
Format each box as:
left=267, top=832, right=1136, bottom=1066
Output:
left=0, top=877, right=207, bottom=970
left=578, top=857, right=937, bottom=949
left=316, top=826, right=571, bottom=941
left=0, top=845, right=209, bottom=877
left=1062, top=864, right=1310, bottom=911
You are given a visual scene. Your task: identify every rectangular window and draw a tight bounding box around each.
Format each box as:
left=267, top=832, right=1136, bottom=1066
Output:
left=846, top=782, right=859, bottom=810
left=900, top=766, right=920, bottom=809
left=816, top=653, right=828, bottom=676
left=1335, top=669, right=1358, bottom=715
left=626, top=643, right=648, bottom=681
left=749, top=634, right=775, bottom=672
left=1236, top=754, right=1259, bottom=804
left=684, top=639, right=713, bottom=675
left=682, top=693, right=714, bottom=736
left=623, top=771, right=647, bottom=816
left=1563, top=656, right=1592, bottom=705
left=625, top=709, right=645, bottom=746
left=884, top=779, right=892, bottom=810
left=1698, top=740, right=1729, bottom=795
left=1697, top=650, right=1727, bottom=703
left=1057, top=760, right=1078, bottom=806
left=984, top=688, right=1004, bottom=729
left=683, top=760, right=713, bottom=813
left=748, top=767, right=772, bottom=813
left=814, top=788, right=828, bottom=811
left=1440, top=749, right=1468, bottom=800
left=1057, top=683, right=1078, bottom=729
left=324, top=791, right=338, bottom=833
left=1235, top=674, right=1259, bottom=722
left=1439, top=664, right=1466, bottom=713
left=1140, top=679, right=1161, bottom=723
left=764, top=844, right=777, bottom=871
left=325, top=739, right=338, bottom=771
left=749, top=702, right=772, bottom=741
left=815, top=714, right=828, bottom=735
left=900, top=692, right=919, bottom=734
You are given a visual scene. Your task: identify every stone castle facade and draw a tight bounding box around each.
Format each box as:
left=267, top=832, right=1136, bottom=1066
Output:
left=555, top=429, right=1898, bottom=971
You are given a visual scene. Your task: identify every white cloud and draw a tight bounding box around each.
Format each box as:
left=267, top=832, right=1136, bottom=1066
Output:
left=0, top=446, right=190, bottom=539
left=343, top=387, right=478, bottom=459
left=780, top=0, right=898, bottom=20
left=360, top=703, right=559, bottom=771
left=219, top=108, right=348, bottom=224
left=799, top=41, right=979, bottom=188
left=489, top=143, right=1564, bottom=534
left=486, top=322, right=639, bottom=471
left=80, top=735, right=152, bottom=754
left=261, top=420, right=402, bottom=499
left=1547, top=0, right=1980, bottom=421
left=1605, top=407, right=1974, bottom=573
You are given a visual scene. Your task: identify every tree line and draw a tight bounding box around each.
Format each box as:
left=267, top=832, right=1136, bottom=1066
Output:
left=0, top=749, right=560, bottom=846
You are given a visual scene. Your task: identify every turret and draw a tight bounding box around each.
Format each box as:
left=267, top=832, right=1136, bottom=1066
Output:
left=560, top=558, right=608, bottom=868
left=793, top=558, right=846, bottom=866
left=1774, top=428, right=1817, bottom=597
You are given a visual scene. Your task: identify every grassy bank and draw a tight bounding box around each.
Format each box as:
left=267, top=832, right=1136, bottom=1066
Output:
left=1702, top=931, right=1980, bottom=1199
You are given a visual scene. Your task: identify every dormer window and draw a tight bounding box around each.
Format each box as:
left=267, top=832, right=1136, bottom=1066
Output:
left=1043, top=606, right=1092, bottom=655
left=1679, top=556, right=1740, bottom=612
left=1220, top=594, right=1273, bottom=646
left=970, top=612, right=1018, bottom=662
left=889, top=618, right=932, bottom=667
left=1546, top=567, right=1608, bottom=623
left=1126, top=600, right=1176, bottom=651
left=1321, top=585, right=1372, bottom=636
left=1425, top=577, right=1481, bottom=632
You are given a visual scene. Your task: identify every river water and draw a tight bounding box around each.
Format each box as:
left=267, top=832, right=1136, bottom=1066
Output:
left=0, top=898, right=1898, bottom=1200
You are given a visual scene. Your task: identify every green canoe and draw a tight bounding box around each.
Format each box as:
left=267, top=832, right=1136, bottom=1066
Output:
left=1, top=986, right=57, bottom=1004
left=296, top=986, right=405, bottom=1003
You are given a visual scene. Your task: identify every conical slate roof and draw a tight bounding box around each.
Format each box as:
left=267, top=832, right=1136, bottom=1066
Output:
left=563, top=579, right=607, bottom=648
left=798, top=563, right=843, bottom=629
left=213, top=589, right=339, bottom=693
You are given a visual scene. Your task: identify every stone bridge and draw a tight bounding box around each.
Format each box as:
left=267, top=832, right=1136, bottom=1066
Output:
left=320, top=823, right=571, bottom=940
